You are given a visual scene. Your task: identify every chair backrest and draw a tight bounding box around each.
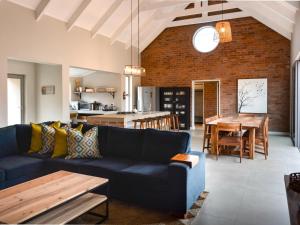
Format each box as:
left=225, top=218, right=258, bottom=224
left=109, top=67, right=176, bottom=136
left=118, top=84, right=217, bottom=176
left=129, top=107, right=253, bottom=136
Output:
left=263, top=116, right=269, bottom=137
left=217, top=122, right=242, bottom=133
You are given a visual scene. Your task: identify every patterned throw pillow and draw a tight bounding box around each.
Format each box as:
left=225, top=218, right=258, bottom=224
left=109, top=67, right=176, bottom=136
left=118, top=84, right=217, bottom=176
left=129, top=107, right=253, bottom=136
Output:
left=39, top=124, right=56, bottom=154
left=66, top=127, right=100, bottom=159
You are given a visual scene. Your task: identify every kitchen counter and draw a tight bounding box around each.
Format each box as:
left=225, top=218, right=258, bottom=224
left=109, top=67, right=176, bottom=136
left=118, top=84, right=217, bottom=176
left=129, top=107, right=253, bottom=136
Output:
left=70, top=110, right=118, bottom=115
left=87, top=111, right=170, bottom=128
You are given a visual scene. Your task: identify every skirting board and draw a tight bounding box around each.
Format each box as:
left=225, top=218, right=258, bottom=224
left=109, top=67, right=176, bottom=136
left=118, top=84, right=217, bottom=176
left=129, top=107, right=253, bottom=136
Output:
left=268, top=131, right=290, bottom=136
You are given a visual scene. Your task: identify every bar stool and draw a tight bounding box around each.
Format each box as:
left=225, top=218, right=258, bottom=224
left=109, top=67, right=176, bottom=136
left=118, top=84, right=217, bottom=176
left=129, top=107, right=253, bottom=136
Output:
left=170, top=114, right=180, bottom=131
left=133, top=119, right=146, bottom=129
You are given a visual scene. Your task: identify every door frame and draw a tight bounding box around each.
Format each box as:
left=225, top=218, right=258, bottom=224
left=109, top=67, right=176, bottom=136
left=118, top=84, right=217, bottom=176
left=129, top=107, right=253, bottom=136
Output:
left=191, top=79, right=221, bottom=129
left=7, top=74, right=25, bottom=124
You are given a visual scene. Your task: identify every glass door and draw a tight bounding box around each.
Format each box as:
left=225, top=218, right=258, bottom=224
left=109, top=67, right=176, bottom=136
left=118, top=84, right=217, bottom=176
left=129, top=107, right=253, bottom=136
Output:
left=292, top=61, right=300, bottom=148
left=7, top=74, right=25, bottom=125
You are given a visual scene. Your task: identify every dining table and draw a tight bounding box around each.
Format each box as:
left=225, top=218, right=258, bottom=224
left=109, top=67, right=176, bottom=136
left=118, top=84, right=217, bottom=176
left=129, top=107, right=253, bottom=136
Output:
left=207, top=116, right=264, bottom=159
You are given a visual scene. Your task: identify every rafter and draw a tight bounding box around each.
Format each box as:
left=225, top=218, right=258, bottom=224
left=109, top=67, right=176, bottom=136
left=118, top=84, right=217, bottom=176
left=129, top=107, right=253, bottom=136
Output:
left=67, top=0, right=92, bottom=32
left=231, top=1, right=292, bottom=40
left=169, top=11, right=248, bottom=28
left=35, top=0, right=51, bottom=21
left=140, top=2, right=194, bottom=52
left=156, top=2, right=236, bottom=20
left=110, top=0, right=146, bottom=45
left=91, top=0, right=123, bottom=39
left=141, top=0, right=193, bottom=12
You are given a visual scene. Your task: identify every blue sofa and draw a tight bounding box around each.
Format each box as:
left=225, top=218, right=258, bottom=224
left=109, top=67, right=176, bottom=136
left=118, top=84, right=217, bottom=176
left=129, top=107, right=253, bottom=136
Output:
left=0, top=124, right=205, bottom=214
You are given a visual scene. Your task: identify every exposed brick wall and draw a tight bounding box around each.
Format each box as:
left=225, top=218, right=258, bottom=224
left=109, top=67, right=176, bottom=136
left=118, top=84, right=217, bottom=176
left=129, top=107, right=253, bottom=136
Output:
left=204, top=82, right=218, bottom=119
left=141, top=17, right=290, bottom=132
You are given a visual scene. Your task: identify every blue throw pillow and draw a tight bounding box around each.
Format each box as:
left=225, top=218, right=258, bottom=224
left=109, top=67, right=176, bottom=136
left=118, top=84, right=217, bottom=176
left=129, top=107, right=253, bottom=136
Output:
left=141, top=129, right=190, bottom=163
left=0, top=126, right=19, bottom=158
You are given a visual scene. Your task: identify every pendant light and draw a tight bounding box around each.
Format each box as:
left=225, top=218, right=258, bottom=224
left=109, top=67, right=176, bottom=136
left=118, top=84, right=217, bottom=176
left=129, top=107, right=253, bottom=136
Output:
left=215, top=1, right=232, bottom=43
left=124, top=0, right=146, bottom=76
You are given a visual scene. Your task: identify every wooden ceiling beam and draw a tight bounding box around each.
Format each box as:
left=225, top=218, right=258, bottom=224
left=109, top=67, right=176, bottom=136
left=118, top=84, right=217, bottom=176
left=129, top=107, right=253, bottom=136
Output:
left=35, top=0, right=51, bottom=21
left=91, top=0, right=123, bottom=39
left=67, top=0, right=92, bottom=32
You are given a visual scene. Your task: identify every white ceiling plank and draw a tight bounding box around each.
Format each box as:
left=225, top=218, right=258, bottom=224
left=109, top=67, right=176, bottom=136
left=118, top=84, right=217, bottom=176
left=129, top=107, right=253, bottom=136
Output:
left=156, top=2, right=237, bottom=20
left=140, top=2, right=193, bottom=52
left=262, top=1, right=295, bottom=23
left=67, top=0, right=92, bottom=32
left=240, top=1, right=294, bottom=31
left=35, top=0, right=51, bottom=21
left=168, top=11, right=248, bottom=28
left=279, top=1, right=299, bottom=13
left=110, top=0, right=147, bottom=45
left=91, top=0, right=123, bottom=39
left=141, top=0, right=192, bottom=11
left=231, top=2, right=291, bottom=40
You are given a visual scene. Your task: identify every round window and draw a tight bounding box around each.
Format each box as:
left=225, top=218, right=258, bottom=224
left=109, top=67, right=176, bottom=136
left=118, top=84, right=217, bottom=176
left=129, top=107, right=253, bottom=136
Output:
left=193, top=26, right=220, bottom=53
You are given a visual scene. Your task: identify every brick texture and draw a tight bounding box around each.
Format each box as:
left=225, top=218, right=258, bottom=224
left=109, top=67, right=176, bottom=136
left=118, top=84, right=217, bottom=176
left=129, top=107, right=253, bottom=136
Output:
left=204, top=82, right=218, bottom=119
left=141, top=17, right=290, bottom=132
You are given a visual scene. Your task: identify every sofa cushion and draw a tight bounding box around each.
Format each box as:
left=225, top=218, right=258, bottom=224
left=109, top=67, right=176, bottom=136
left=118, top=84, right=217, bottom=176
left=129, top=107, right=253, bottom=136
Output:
left=82, top=157, right=134, bottom=178
left=0, top=169, right=5, bottom=182
left=105, top=127, right=144, bottom=160
left=141, top=129, right=190, bottom=163
left=119, top=162, right=169, bottom=192
left=0, top=126, right=19, bottom=158
left=16, top=124, right=32, bottom=153
left=46, top=158, right=93, bottom=173
left=0, top=156, right=44, bottom=180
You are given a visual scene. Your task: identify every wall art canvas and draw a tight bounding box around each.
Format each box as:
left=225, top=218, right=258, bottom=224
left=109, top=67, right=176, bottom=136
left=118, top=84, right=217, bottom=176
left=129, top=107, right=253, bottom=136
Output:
left=237, top=78, right=267, bottom=113
left=41, top=85, right=55, bottom=95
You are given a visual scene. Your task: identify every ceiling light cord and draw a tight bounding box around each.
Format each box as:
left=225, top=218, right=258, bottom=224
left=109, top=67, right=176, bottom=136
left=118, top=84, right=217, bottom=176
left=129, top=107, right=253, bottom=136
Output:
left=131, top=0, right=133, bottom=74
left=138, top=0, right=140, bottom=67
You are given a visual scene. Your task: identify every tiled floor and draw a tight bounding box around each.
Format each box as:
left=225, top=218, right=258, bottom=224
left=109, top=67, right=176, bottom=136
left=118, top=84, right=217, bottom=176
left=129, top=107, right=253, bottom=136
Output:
left=189, top=128, right=299, bottom=225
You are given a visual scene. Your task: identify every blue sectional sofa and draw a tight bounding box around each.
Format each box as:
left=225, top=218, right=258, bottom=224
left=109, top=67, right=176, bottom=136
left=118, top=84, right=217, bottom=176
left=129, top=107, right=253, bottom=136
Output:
left=0, top=124, right=205, bottom=215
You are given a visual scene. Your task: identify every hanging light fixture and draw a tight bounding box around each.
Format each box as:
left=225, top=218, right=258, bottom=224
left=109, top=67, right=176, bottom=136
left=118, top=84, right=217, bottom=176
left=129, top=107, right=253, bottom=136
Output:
left=124, top=0, right=146, bottom=76
left=215, top=1, right=232, bottom=43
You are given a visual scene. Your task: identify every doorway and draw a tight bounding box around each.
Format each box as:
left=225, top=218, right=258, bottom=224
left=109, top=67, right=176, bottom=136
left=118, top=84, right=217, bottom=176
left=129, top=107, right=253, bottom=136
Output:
left=192, top=80, right=220, bottom=129
left=291, top=60, right=300, bottom=148
left=7, top=74, right=25, bottom=125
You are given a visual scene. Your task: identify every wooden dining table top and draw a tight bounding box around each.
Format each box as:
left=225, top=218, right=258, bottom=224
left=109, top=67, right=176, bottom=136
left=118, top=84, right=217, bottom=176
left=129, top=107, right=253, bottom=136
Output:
left=207, top=116, right=264, bottom=129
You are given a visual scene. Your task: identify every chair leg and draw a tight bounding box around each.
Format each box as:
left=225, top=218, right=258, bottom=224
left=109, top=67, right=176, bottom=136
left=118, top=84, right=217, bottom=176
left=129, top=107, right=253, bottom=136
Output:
left=264, top=140, right=267, bottom=160
left=216, top=146, right=219, bottom=161
left=240, top=144, right=243, bottom=163
left=202, top=137, right=206, bottom=152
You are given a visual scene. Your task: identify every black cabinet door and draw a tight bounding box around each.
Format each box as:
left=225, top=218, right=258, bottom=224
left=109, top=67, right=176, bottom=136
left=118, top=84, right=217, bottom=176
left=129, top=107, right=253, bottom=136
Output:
left=160, top=87, right=191, bottom=130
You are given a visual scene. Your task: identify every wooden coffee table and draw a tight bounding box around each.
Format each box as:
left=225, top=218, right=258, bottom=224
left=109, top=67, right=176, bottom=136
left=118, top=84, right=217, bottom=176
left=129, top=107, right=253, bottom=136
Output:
left=0, top=170, right=109, bottom=224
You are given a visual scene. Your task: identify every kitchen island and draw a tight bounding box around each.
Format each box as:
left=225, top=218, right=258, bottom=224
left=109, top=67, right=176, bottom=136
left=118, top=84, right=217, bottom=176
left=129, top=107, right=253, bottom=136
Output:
left=87, top=111, right=170, bottom=128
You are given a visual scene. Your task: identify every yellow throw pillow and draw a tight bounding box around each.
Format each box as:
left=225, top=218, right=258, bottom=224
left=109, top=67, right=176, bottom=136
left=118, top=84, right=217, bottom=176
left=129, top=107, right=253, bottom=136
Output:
left=28, top=123, right=42, bottom=153
left=52, top=124, right=83, bottom=158
left=28, top=121, right=61, bottom=153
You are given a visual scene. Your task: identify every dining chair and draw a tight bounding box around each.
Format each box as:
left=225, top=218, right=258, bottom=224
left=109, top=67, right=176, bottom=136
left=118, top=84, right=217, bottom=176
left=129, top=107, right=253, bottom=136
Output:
left=216, top=122, right=243, bottom=163
left=254, top=116, right=269, bottom=159
left=202, top=115, right=219, bottom=152
left=243, top=116, right=269, bottom=160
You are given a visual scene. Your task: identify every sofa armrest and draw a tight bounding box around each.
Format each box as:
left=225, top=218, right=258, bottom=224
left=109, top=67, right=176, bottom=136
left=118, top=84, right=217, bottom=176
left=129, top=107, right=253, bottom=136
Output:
left=168, top=151, right=205, bottom=214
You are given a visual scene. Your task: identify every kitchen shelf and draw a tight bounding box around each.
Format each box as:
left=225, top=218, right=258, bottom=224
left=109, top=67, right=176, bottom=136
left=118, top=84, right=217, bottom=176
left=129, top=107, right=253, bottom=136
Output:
left=74, top=90, right=116, bottom=99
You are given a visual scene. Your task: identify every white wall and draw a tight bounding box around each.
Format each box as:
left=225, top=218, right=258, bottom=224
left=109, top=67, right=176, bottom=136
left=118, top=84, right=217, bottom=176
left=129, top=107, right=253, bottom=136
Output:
left=0, top=1, right=139, bottom=127
left=7, top=59, right=37, bottom=123
left=81, top=72, right=121, bottom=109
left=292, top=5, right=300, bottom=63
left=36, top=64, right=62, bottom=122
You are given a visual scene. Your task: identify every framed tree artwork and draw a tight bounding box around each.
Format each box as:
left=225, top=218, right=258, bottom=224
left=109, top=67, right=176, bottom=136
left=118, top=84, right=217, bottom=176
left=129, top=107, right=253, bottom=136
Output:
left=237, top=78, right=267, bottom=113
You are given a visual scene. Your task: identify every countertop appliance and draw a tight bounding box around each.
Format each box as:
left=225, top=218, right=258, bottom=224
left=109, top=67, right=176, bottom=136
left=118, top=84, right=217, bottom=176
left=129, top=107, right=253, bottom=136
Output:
left=137, top=86, right=160, bottom=112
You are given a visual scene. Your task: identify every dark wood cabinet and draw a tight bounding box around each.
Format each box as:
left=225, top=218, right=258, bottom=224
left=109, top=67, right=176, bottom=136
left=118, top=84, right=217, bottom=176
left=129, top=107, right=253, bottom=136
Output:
left=160, top=87, right=191, bottom=130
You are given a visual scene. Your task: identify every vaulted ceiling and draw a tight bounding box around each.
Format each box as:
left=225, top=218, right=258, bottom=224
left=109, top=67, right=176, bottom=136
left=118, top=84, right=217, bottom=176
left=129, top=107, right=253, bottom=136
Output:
left=4, top=0, right=299, bottom=52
